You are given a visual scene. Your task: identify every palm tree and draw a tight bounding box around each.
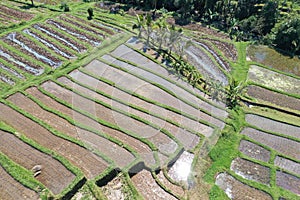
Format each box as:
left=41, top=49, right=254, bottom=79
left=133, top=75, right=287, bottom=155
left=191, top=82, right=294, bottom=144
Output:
left=132, top=14, right=145, bottom=38
left=153, top=15, right=168, bottom=51
left=144, top=13, right=154, bottom=50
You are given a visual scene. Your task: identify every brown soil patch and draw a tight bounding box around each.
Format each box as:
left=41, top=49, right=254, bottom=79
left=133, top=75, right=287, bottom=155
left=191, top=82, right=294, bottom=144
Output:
left=199, top=38, right=237, bottom=61
left=184, top=24, right=230, bottom=40
left=131, top=169, right=178, bottom=200
left=35, top=24, right=86, bottom=52
left=230, top=157, right=270, bottom=185
left=28, top=28, right=75, bottom=58
left=0, top=165, right=39, bottom=200
left=26, top=86, right=156, bottom=168
left=241, top=128, right=300, bottom=160
left=14, top=33, right=61, bottom=64
left=0, top=45, right=42, bottom=75
left=63, top=14, right=115, bottom=35
left=0, top=103, right=109, bottom=179
left=8, top=92, right=135, bottom=169
left=276, top=171, right=300, bottom=195
left=247, top=85, right=300, bottom=111
left=215, top=173, right=272, bottom=200
left=0, top=5, right=34, bottom=21
left=0, top=130, right=75, bottom=195
left=157, top=170, right=185, bottom=197
left=48, top=19, right=101, bottom=44
left=239, top=140, right=271, bottom=162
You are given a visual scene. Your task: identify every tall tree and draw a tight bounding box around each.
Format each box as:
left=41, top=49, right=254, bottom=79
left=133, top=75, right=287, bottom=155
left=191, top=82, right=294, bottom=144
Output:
left=273, top=16, right=300, bottom=55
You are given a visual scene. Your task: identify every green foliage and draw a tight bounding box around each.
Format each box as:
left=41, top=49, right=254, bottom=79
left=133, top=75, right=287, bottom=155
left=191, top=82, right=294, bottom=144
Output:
left=273, top=16, right=300, bottom=55
left=60, top=2, right=70, bottom=12
left=87, top=8, right=94, bottom=19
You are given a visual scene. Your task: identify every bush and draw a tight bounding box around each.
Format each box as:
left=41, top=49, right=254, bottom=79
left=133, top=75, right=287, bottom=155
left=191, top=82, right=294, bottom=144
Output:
left=87, top=8, right=94, bottom=20
left=60, top=2, right=70, bottom=12
left=273, top=16, right=300, bottom=56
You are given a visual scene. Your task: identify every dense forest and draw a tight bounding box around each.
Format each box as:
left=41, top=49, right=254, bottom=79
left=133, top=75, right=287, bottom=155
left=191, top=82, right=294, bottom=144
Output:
left=110, top=0, right=300, bottom=56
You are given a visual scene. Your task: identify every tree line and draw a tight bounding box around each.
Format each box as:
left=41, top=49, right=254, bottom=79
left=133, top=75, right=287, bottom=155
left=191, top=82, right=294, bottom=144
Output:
left=113, top=0, right=300, bottom=56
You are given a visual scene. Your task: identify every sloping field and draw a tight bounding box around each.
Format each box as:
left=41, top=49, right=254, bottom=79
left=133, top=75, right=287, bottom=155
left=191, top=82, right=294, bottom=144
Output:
left=245, top=114, right=300, bottom=139
left=241, top=127, right=300, bottom=161
left=7, top=92, right=136, bottom=169
left=247, top=85, right=300, bottom=111
left=216, top=173, right=272, bottom=200
left=0, top=130, right=75, bottom=195
left=5, top=1, right=300, bottom=199
left=0, top=103, right=109, bottom=179
left=248, top=65, right=300, bottom=96
left=0, top=165, right=39, bottom=200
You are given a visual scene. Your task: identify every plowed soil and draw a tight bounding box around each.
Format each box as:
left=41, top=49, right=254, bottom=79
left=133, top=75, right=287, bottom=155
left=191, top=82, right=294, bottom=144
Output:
left=26, top=87, right=157, bottom=168
left=239, top=140, right=271, bottom=162
left=247, top=85, right=300, bottom=111
left=70, top=69, right=213, bottom=138
left=8, top=92, right=135, bottom=169
left=216, top=173, right=272, bottom=200
left=230, top=157, right=270, bottom=185
left=41, top=80, right=178, bottom=157
left=0, top=165, right=39, bottom=200
left=0, top=103, right=109, bottom=179
left=241, top=128, right=300, bottom=160
left=131, top=169, right=178, bottom=200
left=0, top=130, right=75, bottom=195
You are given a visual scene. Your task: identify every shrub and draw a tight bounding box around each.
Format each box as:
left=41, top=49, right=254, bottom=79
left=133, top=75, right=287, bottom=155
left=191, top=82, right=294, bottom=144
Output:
left=87, top=8, right=94, bottom=20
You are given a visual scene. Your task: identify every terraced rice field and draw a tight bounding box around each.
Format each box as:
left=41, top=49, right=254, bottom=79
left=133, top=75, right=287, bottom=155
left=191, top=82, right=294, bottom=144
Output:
left=247, top=85, right=300, bottom=111
left=1, top=1, right=299, bottom=199
left=247, top=65, right=300, bottom=96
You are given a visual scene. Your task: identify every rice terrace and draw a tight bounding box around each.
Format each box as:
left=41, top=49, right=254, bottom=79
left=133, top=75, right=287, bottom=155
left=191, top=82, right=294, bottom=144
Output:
left=0, top=0, right=299, bottom=200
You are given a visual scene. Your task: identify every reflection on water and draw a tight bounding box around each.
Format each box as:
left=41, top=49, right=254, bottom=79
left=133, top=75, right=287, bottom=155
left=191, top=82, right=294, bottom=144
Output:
left=168, top=151, right=194, bottom=184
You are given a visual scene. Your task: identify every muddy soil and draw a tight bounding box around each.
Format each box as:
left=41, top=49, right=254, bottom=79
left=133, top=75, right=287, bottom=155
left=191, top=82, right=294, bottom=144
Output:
left=276, top=171, right=300, bottom=195
left=215, top=173, right=272, bottom=200
left=84, top=59, right=224, bottom=132
left=239, top=140, right=270, bottom=162
left=274, top=156, right=300, bottom=176
left=26, top=86, right=156, bottom=168
left=8, top=92, right=135, bottom=169
left=0, top=103, right=109, bottom=179
left=0, top=130, right=75, bottom=195
left=247, top=85, right=300, bottom=111
left=110, top=44, right=227, bottom=117
left=230, top=157, right=270, bottom=185
left=131, top=169, right=178, bottom=200
left=245, top=114, right=300, bottom=139
left=71, top=69, right=214, bottom=138
left=241, top=128, right=300, bottom=160
left=0, top=165, right=39, bottom=200
left=41, top=80, right=179, bottom=157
